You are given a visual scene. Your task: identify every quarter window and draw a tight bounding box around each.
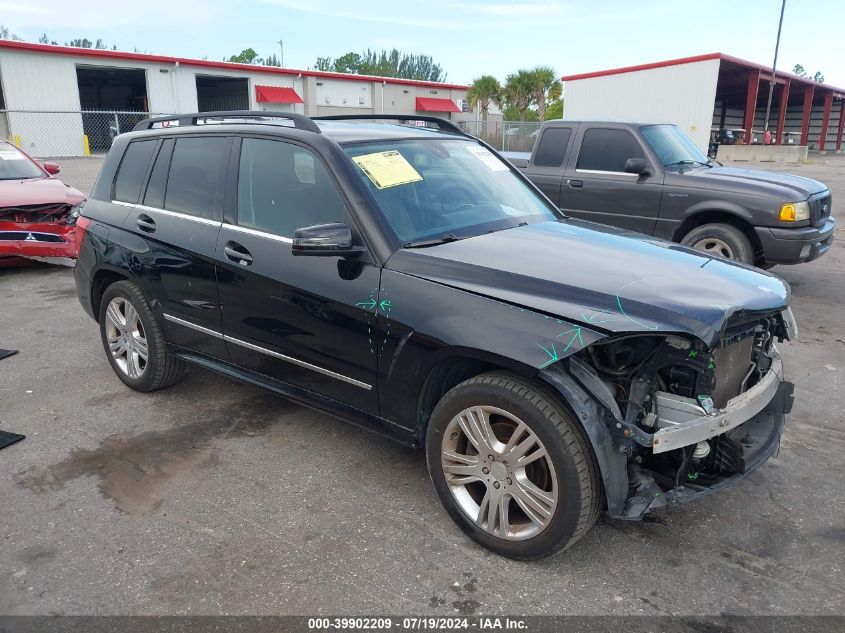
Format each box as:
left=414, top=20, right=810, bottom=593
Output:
left=164, top=137, right=230, bottom=219
left=533, top=128, right=572, bottom=167
left=114, top=140, right=156, bottom=203
left=237, top=138, right=346, bottom=237
left=576, top=128, right=644, bottom=173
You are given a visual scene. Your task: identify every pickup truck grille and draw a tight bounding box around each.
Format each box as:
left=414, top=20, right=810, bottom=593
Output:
left=811, top=192, right=832, bottom=227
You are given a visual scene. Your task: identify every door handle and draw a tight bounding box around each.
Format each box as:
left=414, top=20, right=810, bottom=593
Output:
left=568, top=179, right=584, bottom=189
left=136, top=214, right=156, bottom=232
left=224, top=242, right=253, bottom=266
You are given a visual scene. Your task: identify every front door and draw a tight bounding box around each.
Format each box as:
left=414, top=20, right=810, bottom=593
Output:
left=215, top=136, right=380, bottom=413
left=561, top=126, right=664, bottom=234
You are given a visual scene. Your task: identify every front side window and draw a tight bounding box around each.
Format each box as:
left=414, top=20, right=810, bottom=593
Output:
left=164, top=137, right=230, bottom=219
left=576, top=128, right=644, bottom=173
left=0, top=143, right=46, bottom=181
left=113, top=140, right=156, bottom=203
left=343, top=139, right=556, bottom=244
left=237, top=138, right=346, bottom=237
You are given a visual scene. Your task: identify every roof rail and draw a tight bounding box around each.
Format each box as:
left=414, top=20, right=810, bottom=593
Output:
left=132, top=110, right=321, bottom=133
left=312, top=114, right=465, bottom=135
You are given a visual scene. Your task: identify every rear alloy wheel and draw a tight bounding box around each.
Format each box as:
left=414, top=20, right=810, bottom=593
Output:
left=426, top=373, right=602, bottom=560
left=98, top=280, right=184, bottom=392
left=681, top=223, right=754, bottom=264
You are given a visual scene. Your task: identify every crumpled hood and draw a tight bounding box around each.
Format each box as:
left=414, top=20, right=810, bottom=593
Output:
left=673, top=166, right=828, bottom=200
left=387, top=220, right=789, bottom=348
left=0, top=177, right=85, bottom=209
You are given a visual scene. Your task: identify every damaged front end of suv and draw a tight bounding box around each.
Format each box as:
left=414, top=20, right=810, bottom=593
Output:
left=542, top=306, right=795, bottom=520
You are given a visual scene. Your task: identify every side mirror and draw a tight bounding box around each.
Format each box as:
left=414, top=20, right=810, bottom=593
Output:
left=43, top=162, right=61, bottom=175
left=292, top=223, right=363, bottom=257
left=624, top=157, right=649, bottom=175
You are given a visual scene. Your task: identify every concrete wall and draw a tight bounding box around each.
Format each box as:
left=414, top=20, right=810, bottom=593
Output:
left=563, top=58, right=722, bottom=152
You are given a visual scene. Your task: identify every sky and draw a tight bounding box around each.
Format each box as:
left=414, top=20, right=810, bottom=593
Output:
left=1, top=0, right=842, bottom=88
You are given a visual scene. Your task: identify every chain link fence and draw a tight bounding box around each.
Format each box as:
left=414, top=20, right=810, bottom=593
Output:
left=1, top=110, right=544, bottom=195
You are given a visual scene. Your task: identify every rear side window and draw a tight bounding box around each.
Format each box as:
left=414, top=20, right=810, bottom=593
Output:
left=533, top=128, right=572, bottom=167
left=576, top=128, right=643, bottom=173
left=114, top=140, right=156, bottom=203
left=143, top=139, right=174, bottom=209
left=164, top=137, right=230, bottom=219
left=237, top=138, right=347, bottom=238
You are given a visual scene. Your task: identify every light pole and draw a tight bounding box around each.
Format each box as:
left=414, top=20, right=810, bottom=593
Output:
left=763, top=0, right=786, bottom=136
left=277, top=40, right=284, bottom=67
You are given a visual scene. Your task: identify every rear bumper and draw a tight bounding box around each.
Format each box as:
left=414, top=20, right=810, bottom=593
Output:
left=755, top=216, right=836, bottom=264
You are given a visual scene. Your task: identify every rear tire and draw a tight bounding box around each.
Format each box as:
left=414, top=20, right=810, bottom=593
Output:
left=426, top=372, right=602, bottom=560
left=681, top=223, right=754, bottom=264
left=98, top=280, right=184, bottom=392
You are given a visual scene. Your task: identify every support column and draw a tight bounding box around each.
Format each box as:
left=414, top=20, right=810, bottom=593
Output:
left=743, top=70, right=760, bottom=144
left=819, top=91, right=833, bottom=151
left=775, top=79, right=790, bottom=144
left=836, top=99, right=845, bottom=151
left=800, top=84, right=815, bottom=146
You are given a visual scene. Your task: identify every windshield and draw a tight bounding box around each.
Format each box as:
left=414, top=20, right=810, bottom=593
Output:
left=343, top=139, right=557, bottom=244
left=640, top=125, right=710, bottom=168
left=0, top=144, right=46, bottom=180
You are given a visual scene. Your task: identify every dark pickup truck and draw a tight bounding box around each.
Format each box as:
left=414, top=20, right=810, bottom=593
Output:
left=504, top=121, right=835, bottom=267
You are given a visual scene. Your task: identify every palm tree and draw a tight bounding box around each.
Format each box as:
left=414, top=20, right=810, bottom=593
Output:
left=502, top=70, right=535, bottom=132
left=529, top=66, right=562, bottom=121
left=467, top=75, right=501, bottom=136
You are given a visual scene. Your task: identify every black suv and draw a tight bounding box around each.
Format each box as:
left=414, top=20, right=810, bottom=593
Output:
left=75, top=112, right=795, bottom=559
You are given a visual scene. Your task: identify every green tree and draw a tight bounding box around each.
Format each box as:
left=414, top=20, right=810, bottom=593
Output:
left=545, top=98, right=563, bottom=120
left=314, top=49, right=446, bottom=82
left=793, top=63, right=806, bottom=76
left=467, top=75, right=501, bottom=135
left=0, top=24, right=23, bottom=41
left=502, top=70, right=536, bottom=129
left=529, top=66, right=562, bottom=121
left=265, top=53, right=281, bottom=67
left=228, top=48, right=262, bottom=64
left=812, top=71, right=825, bottom=82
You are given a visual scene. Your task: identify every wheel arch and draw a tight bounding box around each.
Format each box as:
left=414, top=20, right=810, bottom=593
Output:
left=672, top=208, right=763, bottom=259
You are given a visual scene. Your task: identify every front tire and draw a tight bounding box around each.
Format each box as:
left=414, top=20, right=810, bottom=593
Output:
left=426, top=372, right=602, bottom=560
left=98, top=280, right=184, bottom=392
left=681, top=223, right=754, bottom=264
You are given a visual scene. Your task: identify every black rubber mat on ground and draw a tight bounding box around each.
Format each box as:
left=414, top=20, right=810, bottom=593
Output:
left=0, top=431, right=25, bottom=450
left=0, top=349, right=18, bottom=361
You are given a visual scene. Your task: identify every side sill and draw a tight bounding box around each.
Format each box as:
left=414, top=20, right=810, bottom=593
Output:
left=172, top=348, right=417, bottom=447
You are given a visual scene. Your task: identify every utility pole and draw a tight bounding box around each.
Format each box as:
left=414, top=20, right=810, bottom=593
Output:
left=277, top=40, right=284, bottom=67
left=763, top=0, right=786, bottom=133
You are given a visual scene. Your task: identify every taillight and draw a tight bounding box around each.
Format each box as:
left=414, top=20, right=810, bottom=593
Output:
left=75, top=215, right=91, bottom=254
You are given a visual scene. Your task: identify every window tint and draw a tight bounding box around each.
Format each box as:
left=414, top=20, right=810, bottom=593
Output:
left=142, top=138, right=174, bottom=209
left=576, top=128, right=643, bottom=172
left=238, top=138, right=346, bottom=237
left=164, top=137, right=230, bottom=219
left=114, top=140, right=156, bottom=203
left=533, top=127, right=572, bottom=167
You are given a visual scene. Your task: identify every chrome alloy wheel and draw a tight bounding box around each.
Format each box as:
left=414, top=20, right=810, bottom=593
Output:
left=105, top=297, right=148, bottom=379
left=692, top=237, right=734, bottom=259
left=441, top=406, right=558, bottom=541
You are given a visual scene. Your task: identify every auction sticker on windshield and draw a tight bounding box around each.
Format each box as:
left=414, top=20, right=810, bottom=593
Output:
left=352, top=150, right=423, bottom=189
left=467, top=145, right=508, bottom=172
left=0, top=146, right=26, bottom=160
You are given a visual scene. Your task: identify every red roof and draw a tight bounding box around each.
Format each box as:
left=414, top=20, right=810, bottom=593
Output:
left=0, top=40, right=469, bottom=91
left=416, top=97, right=461, bottom=113
left=255, top=85, right=303, bottom=104
left=561, top=52, right=845, bottom=96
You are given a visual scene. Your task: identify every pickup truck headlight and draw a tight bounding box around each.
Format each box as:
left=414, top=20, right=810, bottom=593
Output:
left=779, top=201, right=810, bottom=222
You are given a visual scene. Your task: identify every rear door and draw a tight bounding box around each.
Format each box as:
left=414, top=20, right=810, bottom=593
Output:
left=119, top=135, right=230, bottom=360
left=561, top=126, right=664, bottom=234
left=214, top=135, right=380, bottom=413
left=527, top=125, right=574, bottom=204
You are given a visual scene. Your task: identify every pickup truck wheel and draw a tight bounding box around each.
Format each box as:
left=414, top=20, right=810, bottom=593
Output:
left=426, top=372, right=602, bottom=560
left=98, top=280, right=184, bottom=392
left=681, top=223, right=754, bottom=264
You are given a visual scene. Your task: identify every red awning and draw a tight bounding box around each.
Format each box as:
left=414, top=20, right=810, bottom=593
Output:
left=415, top=97, right=461, bottom=113
left=255, top=85, right=304, bottom=104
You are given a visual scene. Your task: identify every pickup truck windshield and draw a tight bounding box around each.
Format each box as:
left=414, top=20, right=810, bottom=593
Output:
left=640, top=125, right=711, bottom=169
left=0, top=144, right=46, bottom=180
left=343, top=139, right=556, bottom=245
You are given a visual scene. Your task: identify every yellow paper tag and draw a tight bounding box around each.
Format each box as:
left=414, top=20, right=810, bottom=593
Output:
left=351, top=150, right=423, bottom=189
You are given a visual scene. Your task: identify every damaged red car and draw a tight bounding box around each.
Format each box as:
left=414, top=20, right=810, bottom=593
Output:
left=0, top=140, right=85, bottom=267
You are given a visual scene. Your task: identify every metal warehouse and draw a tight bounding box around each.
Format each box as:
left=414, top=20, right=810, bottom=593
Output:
left=0, top=40, right=484, bottom=157
left=562, top=53, right=845, bottom=159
